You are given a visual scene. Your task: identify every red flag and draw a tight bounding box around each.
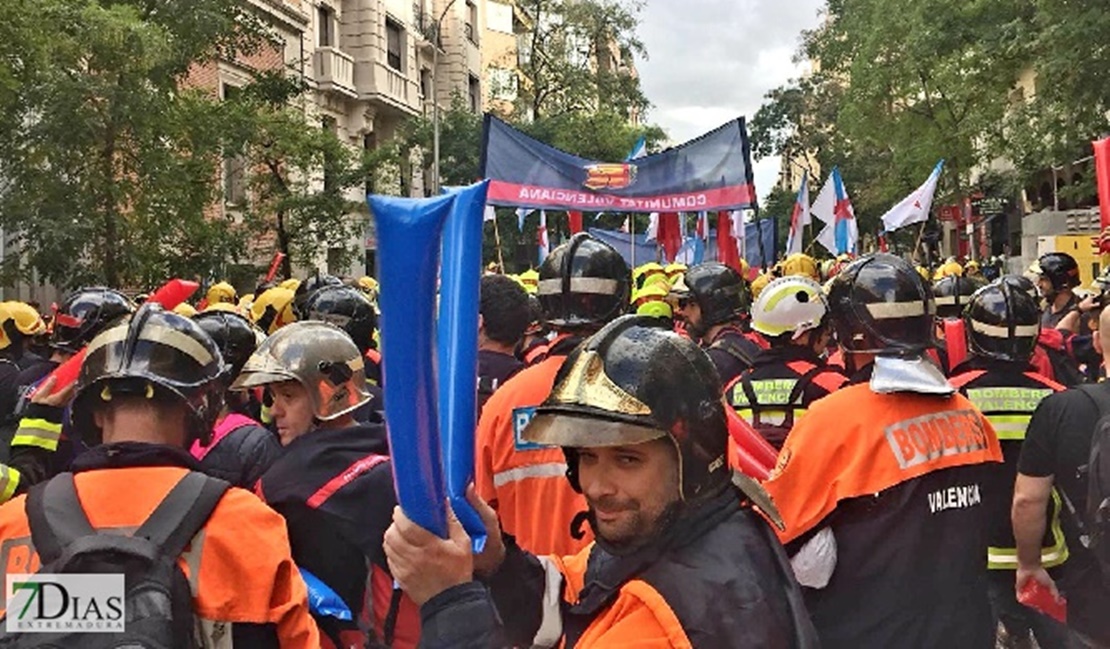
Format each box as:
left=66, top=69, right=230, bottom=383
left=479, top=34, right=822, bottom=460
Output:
left=717, top=211, right=741, bottom=271
left=567, top=210, right=584, bottom=234
left=657, top=212, right=682, bottom=262
left=1094, top=138, right=1110, bottom=252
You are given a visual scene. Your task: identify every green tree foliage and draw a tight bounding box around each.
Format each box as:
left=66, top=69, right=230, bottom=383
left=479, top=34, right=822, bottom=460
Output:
left=0, top=0, right=268, bottom=289
left=752, top=0, right=1059, bottom=240
left=221, top=73, right=389, bottom=279
left=514, top=0, right=649, bottom=120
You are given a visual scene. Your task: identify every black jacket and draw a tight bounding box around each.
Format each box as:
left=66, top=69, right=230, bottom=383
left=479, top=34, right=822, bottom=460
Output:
left=256, top=417, right=405, bottom=646
left=428, top=489, right=819, bottom=648
left=195, top=417, right=282, bottom=489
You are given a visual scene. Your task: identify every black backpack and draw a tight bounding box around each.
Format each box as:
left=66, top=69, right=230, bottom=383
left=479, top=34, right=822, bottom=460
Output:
left=0, top=471, right=229, bottom=648
left=1078, top=385, right=1110, bottom=576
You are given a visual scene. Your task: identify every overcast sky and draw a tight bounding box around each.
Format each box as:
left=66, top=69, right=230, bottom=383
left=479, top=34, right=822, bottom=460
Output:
left=636, top=0, right=826, bottom=203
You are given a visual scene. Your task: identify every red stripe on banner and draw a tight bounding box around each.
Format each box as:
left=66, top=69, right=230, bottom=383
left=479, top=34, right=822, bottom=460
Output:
left=307, top=454, right=389, bottom=509
left=487, top=181, right=756, bottom=212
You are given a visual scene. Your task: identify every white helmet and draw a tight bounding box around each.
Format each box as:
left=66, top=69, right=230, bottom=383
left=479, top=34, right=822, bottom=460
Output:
left=751, top=276, right=828, bottom=339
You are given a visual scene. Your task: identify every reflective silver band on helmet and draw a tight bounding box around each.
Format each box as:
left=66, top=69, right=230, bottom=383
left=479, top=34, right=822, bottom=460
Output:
left=865, top=301, right=929, bottom=319
left=970, top=321, right=1040, bottom=339
left=537, top=278, right=620, bottom=296
left=85, top=322, right=215, bottom=366
left=934, top=296, right=961, bottom=306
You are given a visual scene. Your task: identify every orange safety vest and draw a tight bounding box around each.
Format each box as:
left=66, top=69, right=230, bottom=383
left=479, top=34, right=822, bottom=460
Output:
left=474, top=354, right=592, bottom=557
left=552, top=546, right=693, bottom=647
left=0, top=466, right=320, bottom=647
left=764, top=383, right=1002, bottom=543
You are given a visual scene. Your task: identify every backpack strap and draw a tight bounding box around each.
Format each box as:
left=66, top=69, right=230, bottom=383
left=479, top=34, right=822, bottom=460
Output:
left=26, top=473, right=95, bottom=565
left=133, top=472, right=230, bottom=559
left=1078, top=384, right=1110, bottom=423
left=948, top=369, right=987, bottom=391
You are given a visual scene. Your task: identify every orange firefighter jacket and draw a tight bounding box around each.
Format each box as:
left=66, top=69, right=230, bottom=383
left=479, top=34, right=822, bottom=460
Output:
left=0, top=466, right=320, bottom=648
left=475, top=345, right=592, bottom=557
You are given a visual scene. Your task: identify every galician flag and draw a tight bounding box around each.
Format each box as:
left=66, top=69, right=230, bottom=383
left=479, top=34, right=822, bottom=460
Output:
left=786, top=171, right=810, bottom=255
left=880, top=160, right=944, bottom=232
left=814, top=168, right=857, bottom=255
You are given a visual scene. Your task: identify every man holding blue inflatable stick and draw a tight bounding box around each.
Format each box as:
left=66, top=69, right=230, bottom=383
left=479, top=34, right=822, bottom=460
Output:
left=385, top=316, right=818, bottom=648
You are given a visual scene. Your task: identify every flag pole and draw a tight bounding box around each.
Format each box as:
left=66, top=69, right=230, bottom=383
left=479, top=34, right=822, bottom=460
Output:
left=912, top=219, right=928, bottom=265
left=630, top=214, right=636, bottom=268
left=492, top=210, right=506, bottom=272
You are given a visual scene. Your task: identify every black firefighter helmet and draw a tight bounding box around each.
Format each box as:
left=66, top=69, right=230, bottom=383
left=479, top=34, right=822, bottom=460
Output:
left=524, top=314, right=729, bottom=502
left=673, top=263, right=751, bottom=327
left=193, top=309, right=261, bottom=378
left=537, top=232, right=630, bottom=330
left=964, top=280, right=1041, bottom=364
left=827, top=253, right=936, bottom=356
left=1035, top=252, right=1081, bottom=291
left=72, top=303, right=229, bottom=447
left=932, top=275, right=980, bottom=320
left=302, top=285, right=378, bottom=355
left=51, top=287, right=135, bottom=355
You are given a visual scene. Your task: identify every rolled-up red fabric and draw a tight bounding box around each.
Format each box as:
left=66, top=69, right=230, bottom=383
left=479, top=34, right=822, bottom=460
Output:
left=725, top=405, right=777, bottom=479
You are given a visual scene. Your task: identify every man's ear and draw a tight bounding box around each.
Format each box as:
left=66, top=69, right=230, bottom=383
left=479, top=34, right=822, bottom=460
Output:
left=477, top=313, right=485, bottom=333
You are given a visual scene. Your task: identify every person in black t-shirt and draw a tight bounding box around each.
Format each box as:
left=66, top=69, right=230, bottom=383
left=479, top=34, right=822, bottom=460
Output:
left=477, top=275, right=529, bottom=412
left=1015, top=305, right=1110, bottom=646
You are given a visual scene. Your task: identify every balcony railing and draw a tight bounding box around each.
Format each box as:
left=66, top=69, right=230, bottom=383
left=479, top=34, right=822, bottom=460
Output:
left=314, top=46, right=356, bottom=98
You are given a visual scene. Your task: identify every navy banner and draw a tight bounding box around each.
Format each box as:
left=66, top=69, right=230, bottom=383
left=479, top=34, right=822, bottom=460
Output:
left=480, top=115, right=757, bottom=213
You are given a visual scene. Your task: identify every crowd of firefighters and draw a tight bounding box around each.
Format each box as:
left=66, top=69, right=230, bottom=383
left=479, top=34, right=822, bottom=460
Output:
left=0, top=232, right=1104, bottom=647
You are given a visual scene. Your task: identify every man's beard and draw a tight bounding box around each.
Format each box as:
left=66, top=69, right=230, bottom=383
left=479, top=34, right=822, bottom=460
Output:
left=586, top=498, right=681, bottom=556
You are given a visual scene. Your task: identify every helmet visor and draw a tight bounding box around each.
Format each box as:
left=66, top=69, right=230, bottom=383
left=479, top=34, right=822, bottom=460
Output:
left=524, top=411, right=667, bottom=448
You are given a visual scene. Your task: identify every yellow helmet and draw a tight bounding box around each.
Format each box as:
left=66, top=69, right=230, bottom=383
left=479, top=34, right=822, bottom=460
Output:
left=933, top=261, right=964, bottom=280
left=172, top=303, right=198, bottom=317
left=641, top=272, right=672, bottom=291
left=780, top=253, right=820, bottom=282
left=203, top=302, right=240, bottom=315
left=750, top=271, right=775, bottom=300
left=633, top=262, right=666, bottom=288
left=357, top=276, right=379, bottom=292
left=632, top=283, right=673, bottom=319
left=205, top=281, right=237, bottom=306
left=279, top=278, right=301, bottom=291
left=663, top=263, right=687, bottom=287
left=250, top=287, right=296, bottom=334
left=0, top=302, right=46, bottom=350
left=519, top=268, right=540, bottom=294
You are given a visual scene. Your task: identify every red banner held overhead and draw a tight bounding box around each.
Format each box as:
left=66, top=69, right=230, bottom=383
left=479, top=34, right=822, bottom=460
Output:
left=1094, top=137, right=1110, bottom=251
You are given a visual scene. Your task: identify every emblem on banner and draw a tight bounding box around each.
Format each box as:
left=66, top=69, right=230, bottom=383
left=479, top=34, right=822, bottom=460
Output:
left=583, top=163, right=637, bottom=191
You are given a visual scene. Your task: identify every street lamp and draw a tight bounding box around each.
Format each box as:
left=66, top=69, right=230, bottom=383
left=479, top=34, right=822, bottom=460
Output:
left=430, top=0, right=460, bottom=195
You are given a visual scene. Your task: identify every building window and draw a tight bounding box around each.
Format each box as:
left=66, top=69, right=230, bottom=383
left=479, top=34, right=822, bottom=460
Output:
left=465, top=0, right=478, bottom=44
left=516, top=33, right=532, bottom=67
left=420, top=68, right=432, bottom=100
left=318, top=5, right=335, bottom=47
left=327, top=247, right=345, bottom=275
left=221, top=84, right=247, bottom=205
left=468, top=74, right=480, bottom=112
left=386, top=18, right=404, bottom=72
